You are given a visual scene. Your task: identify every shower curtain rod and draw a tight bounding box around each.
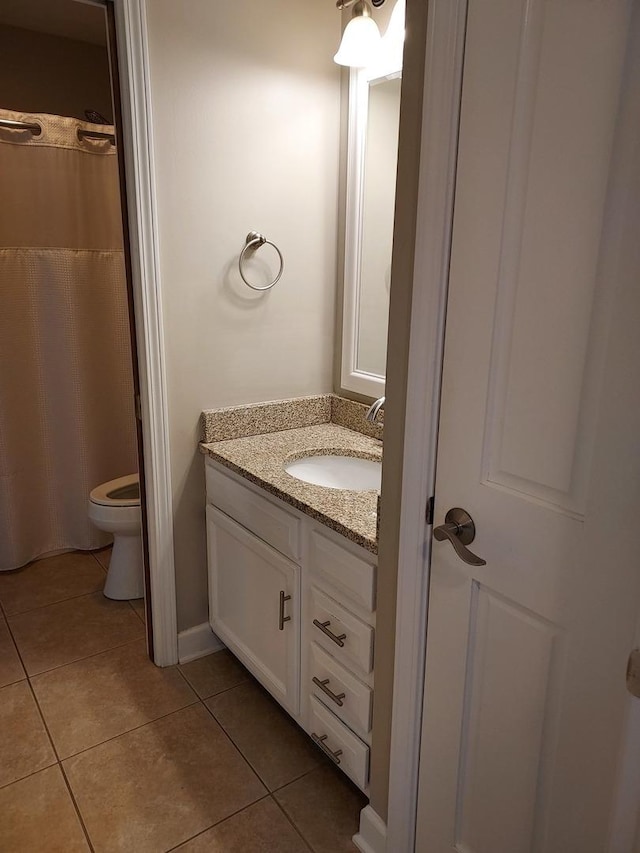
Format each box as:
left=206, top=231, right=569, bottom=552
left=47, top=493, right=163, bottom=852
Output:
left=0, top=117, right=116, bottom=145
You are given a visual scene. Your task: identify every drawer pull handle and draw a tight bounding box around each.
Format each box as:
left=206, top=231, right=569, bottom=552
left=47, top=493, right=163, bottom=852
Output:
left=311, top=732, right=343, bottom=765
left=278, top=590, right=292, bottom=631
left=313, top=619, right=347, bottom=647
left=312, top=677, right=346, bottom=707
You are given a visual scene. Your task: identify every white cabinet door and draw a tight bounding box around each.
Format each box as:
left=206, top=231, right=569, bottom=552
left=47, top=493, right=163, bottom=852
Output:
left=416, top=1, right=640, bottom=851
left=207, top=505, right=300, bottom=714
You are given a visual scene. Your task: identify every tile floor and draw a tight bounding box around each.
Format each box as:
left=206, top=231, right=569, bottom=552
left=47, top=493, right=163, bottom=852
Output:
left=0, top=549, right=366, bottom=852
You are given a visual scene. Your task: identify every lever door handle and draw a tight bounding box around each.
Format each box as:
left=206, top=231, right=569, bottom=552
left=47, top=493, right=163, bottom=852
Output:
left=433, top=507, right=486, bottom=567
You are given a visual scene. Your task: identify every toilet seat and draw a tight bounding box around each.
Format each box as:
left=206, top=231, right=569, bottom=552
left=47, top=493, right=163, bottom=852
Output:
left=89, top=474, right=139, bottom=507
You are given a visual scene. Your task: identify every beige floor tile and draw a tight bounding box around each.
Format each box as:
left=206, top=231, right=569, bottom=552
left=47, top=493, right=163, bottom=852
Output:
left=8, top=592, right=145, bottom=676
left=64, top=704, right=266, bottom=853
left=0, top=551, right=106, bottom=616
left=274, top=765, right=366, bottom=853
left=93, top=546, right=112, bottom=571
left=31, top=640, right=197, bottom=759
left=0, top=616, right=25, bottom=687
left=175, top=797, right=309, bottom=852
left=206, top=680, right=321, bottom=791
left=0, top=681, right=56, bottom=787
left=180, top=648, right=249, bottom=699
left=0, top=765, right=90, bottom=852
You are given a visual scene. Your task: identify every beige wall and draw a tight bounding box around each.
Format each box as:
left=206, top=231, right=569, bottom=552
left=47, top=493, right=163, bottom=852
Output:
left=0, top=24, right=112, bottom=122
left=144, top=0, right=341, bottom=630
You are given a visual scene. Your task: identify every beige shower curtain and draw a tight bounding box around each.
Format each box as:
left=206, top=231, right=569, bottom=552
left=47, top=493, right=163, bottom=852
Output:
left=0, top=108, right=138, bottom=571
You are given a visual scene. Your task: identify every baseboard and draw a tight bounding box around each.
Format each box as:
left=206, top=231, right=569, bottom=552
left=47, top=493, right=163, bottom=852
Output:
left=177, top=622, right=225, bottom=664
left=353, top=805, right=387, bottom=853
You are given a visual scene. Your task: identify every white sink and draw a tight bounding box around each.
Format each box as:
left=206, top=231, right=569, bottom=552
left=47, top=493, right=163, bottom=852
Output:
left=284, top=454, right=382, bottom=491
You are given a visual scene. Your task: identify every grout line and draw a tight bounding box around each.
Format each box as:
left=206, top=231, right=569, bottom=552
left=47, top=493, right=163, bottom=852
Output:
left=0, top=598, right=27, bottom=684
left=271, top=794, right=316, bottom=853
left=177, top=669, right=250, bottom=703
left=202, top=697, right=273, bottom=789
left=3, top=587, right=107, bottom=618
left=199, top=677, right=250, bottom=701
left=199, top=698, right=271, bottom=793
left=89, top=548, right=111, bottom=574
left=51, top=696, right=200, bottom=765
left=0, top=759, right=59, bottom=794
left=59, top=761, right=96, bottom=852
left=19, top=598, right=148, bottom=671
left=3, top=614, right=94, bottom=853
left=270, top=762, right=325, bottom=795
left=127, top=598, right=146, bottom=624
left=163, top=793, right=273, bottom=853
left=24, top=634, right=147, bottom=680
left=202, top=689, right=322, bottom=797
left=0, top=552, right=112, bottom=618
left=1, top=609, right=37, bottom=695
left=22, top=677, right=96, bottom=851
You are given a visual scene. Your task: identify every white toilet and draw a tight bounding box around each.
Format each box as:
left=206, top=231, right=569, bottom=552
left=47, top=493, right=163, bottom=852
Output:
left=88, top=473, right=144, bottom=600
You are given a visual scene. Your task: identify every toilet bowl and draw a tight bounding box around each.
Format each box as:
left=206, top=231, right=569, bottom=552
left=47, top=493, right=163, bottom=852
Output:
left=88, top=474, right=144, bottom=600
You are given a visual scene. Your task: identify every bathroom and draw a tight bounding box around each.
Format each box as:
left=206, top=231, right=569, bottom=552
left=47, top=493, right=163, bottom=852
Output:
left=0, top=0, right=402, bottom=849
left=2, top=0, right=640, bottom=851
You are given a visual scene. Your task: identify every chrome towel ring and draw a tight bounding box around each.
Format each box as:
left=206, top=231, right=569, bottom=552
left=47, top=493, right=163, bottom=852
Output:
left=238, top=231, right=284, bottom=291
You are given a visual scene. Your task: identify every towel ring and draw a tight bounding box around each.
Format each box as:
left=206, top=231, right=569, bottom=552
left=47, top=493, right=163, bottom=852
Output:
left=238, top=231, right=284, bottom=291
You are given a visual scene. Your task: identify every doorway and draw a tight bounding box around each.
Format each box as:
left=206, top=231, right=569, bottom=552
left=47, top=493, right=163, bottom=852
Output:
left=0, top=0, right=154, bottom=655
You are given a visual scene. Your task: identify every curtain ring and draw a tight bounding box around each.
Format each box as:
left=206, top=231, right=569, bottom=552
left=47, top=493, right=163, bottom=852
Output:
left=238, top=231, right=284, bottom=291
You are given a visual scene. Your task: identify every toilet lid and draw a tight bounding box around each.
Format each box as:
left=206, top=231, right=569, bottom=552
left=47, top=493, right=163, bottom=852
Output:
left=89, top=473, right=140, bottom=507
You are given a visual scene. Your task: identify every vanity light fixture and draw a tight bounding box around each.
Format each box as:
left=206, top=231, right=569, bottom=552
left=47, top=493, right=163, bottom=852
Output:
left=366, top=0, right=405, bottom=76
left=334, top=0, right=385, bottom=68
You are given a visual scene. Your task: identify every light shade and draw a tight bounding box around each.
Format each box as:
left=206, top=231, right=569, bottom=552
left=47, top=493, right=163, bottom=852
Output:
left=382, top=0, right=405, bottom=68
left=367, top=0, right=405, bottom=75
left=334, top=6, right=382, bottom=68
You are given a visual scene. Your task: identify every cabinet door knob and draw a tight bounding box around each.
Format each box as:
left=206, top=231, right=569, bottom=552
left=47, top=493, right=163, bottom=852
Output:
left=278, top=590, right=292, bottom=631
left=311, top=732, right=343, bottom=764
left=313, top=619, right=347, bottom=647
left=312, top=676, right=346, bottom=707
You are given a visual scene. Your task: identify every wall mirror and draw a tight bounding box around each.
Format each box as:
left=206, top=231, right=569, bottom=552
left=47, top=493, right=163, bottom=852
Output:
left=340, top=50, right=402, bottom=398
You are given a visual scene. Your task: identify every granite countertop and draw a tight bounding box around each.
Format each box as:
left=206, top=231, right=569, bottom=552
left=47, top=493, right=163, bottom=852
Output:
left=200, top=423, right=382, bottom=554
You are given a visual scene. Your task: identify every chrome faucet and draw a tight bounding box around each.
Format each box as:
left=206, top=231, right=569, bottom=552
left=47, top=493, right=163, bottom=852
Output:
left=365, top=396, right=385, bottom=424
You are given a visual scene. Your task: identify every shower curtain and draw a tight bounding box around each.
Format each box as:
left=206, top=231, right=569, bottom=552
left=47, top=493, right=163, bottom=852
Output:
left=0, top=108, right=138, bottom=571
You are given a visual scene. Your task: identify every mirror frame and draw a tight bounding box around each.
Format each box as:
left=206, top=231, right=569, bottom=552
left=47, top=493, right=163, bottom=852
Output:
left=340, top=59, right=402, bottom=398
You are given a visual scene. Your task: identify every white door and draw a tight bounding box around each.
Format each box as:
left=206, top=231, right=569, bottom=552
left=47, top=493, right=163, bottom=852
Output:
left=416, top=0, right=640, bottom=851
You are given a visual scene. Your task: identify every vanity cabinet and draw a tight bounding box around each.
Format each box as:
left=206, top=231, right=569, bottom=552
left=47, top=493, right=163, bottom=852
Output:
left=205, top=458, right=377, bottom=793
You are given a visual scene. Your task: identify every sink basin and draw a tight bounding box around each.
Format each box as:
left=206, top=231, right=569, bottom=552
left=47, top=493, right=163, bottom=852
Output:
left=284, top=454, right=382, bottom=491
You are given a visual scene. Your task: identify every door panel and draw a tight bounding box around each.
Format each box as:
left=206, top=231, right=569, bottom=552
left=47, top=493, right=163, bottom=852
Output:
left=416, top=0, right=640, bottom=850
left=478, top=0, right=628, bottom=517
left=455, top=584, right=561, bottom=853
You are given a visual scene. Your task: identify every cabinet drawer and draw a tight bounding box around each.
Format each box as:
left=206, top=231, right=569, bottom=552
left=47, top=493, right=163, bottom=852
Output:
left=309, top=642, right=372, bottom=738
left=308, top=696, right=369, bottom=791
left=310, top=587, right=374, bottom=676
left=206, top=462, right=300, bottom=561
left=308, top=529, right=376, bottom=612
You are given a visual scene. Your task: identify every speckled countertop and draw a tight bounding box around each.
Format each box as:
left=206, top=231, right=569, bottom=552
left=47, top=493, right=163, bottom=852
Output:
left=200, top=423, right=382, bottom=554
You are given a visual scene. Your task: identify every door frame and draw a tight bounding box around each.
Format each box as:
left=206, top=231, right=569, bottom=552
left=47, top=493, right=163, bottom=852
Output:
left=107, top=0, right=178, bottom=666
left=385, top=1, right=640, bottom=851
left=382, top=0, right=467, bottom=849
